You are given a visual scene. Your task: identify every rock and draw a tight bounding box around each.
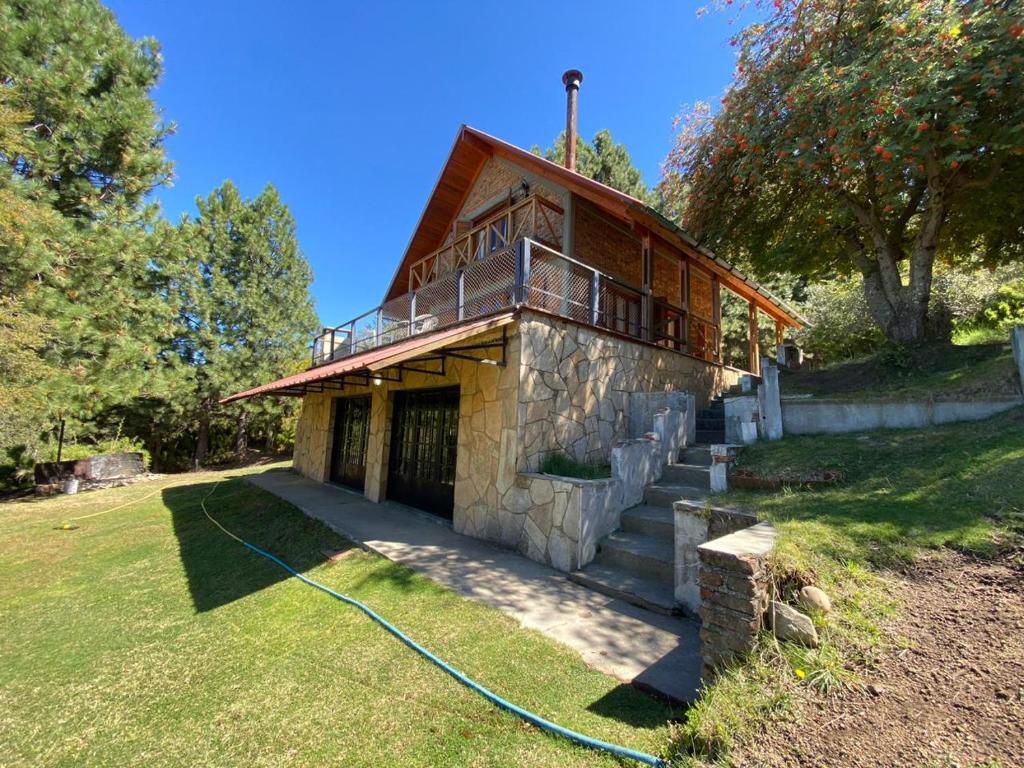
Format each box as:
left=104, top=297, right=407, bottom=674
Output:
left=798, top=585, right=833, bottom=614
left=867, top=683, right=885, bottom=697
left=767, top=601, right=819, bottom=647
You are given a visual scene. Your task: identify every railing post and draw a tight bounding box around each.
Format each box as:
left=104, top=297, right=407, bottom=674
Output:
left=513, top=239, right=532, bottom=306
left=457, top=269, right=465, bottom=321
left=520, top=239, right=531, bottom=305
left=590, top=270, right=600, bottom=326
left=376, top=309, right=383, bottom=345
left=409, top=292, right=417, bottom=334
left=349, top=321, right=357, bottom=356
left=329, top=328, right=336, bottom=362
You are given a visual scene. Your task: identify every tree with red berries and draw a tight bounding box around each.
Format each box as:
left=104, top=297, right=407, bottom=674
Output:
left=664, top=0, right=1024, bottom=344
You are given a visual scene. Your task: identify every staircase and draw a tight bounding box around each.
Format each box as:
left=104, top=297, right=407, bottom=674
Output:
left=568, top=444, right=712, bottom=615
left=695, top=398, right=726, bottom=445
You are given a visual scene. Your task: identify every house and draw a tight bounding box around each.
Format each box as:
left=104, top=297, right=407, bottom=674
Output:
left=222, top=73, right=803, bottom=597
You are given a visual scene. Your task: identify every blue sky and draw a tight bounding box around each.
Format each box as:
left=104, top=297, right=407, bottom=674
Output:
left=108, top=1, right=749, bottom=327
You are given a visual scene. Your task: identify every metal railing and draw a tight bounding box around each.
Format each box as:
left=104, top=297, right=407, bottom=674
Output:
left=311, top=238, right=709, bottom=367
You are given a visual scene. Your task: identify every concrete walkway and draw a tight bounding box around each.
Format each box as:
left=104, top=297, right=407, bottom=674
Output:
left=247, top=469, right=703, bottom=703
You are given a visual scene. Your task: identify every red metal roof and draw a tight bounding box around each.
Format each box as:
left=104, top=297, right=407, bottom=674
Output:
left=220, top=312, right=515, bottom=404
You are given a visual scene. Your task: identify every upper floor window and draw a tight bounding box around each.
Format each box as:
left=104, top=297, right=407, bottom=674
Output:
left=472, top=207, right=509, bottom=260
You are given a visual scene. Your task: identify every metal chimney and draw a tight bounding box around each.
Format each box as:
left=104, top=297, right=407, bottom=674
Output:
left=561, top=69, right=583, bottom=172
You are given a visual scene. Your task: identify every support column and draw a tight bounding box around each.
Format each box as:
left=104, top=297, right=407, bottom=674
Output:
left=748, top=302, right=760, bottom=376
left=775, top=319, right=786, bottom=366
left=641, top=232, right=652, bottom=342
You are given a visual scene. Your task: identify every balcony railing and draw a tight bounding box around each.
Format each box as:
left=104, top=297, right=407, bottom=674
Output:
left=407, top=194, right=564, bottom=291
left=311, top=238, right=715, bottom=367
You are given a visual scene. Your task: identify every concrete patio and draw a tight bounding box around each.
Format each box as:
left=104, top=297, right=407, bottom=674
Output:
left=246, top=468, right=703, bottom=703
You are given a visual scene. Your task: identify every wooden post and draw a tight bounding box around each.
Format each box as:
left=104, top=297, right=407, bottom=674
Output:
left=641, top=232, right=652, bottom=342
left=775, top=319, right=785, bottom=367
left=748, top=302, right=760, bottom=376
left=712, top=275, right=722, bottom=362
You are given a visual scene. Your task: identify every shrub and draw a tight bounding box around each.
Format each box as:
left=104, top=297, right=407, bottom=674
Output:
left=981, top=278, right=1024, bottom=332
left=794, top=278, right=883, bottom=363
left=538, top=453, right=611, bottom=480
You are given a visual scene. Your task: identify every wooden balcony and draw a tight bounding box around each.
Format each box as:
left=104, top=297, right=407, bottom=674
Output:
left=407, top=194, right=564, bottom=291
left=312, top=238, right=723, bottom=368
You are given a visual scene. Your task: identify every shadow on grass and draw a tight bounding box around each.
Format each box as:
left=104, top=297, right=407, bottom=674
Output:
left=587, top=684, right=679, bottom=729
left=163, top=475, right=353, bottom=612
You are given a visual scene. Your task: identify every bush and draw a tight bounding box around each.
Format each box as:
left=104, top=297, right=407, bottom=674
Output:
left=794, top=278, right=883, bottom=363
left=797, top=265, right=1024, bottom=364
left=538, top=453, right=611, bottom=480
left=981, top=278, right=1024, bottom=332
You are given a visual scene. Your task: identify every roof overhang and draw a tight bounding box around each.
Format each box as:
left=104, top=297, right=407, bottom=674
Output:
left=219, top=312, right=515, bottom=404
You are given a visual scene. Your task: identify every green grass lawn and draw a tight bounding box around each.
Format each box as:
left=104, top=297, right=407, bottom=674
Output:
left=0, top=464, right=671, bottom=768
left=672, top=407, right=1024, bottom=764
left=780, top=341, right=1019, bottom=401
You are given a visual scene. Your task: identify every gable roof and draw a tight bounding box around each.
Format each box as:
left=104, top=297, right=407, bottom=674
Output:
left=384, top=125, right=806, bottom=327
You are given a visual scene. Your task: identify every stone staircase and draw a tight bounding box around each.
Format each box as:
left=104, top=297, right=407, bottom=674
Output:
left=696, top=396, right=727, bottom=444
left=568, top=445, right=712, bottom=615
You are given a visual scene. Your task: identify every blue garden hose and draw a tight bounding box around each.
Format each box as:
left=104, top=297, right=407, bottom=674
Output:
left=201, top=483, right=666, bottom=767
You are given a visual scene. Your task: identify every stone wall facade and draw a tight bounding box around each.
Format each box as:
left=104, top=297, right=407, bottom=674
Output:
left=292, top=311, right=742, bottom=572
left=292, top=324, right=521, bottom=529
left=697, top=521, right=777, bottom=677
left=517, top=311, right=741, bottom=471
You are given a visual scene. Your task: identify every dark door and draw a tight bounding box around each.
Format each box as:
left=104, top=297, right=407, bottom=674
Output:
left=387, top=387, right=460, bottom=519
left=329, top=396, right=371, bottom=491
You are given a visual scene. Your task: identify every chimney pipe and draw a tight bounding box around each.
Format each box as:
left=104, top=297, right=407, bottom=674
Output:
left=561, top=69, right=583, bottom=172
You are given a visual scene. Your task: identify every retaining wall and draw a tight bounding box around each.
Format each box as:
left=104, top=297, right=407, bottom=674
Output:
left=781, top=396, right=1023, bottom=435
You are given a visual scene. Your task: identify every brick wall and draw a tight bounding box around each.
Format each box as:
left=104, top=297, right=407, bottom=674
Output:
left=697, top=521, right=777, bottom=677
left=573, top=204, right=642, bottom=286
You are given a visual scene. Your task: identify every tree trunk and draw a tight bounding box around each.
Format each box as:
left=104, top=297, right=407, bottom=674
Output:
left=847, top=174, right=946, bottom=346
left=860, top=261, right=930, bottom=344
left=235, top=410, right=250, bottom=460
left=193, top=406, right=211, bottom=470
left=264, top=428, right=275, bottom=453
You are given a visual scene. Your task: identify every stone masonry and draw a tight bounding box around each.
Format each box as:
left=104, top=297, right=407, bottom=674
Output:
left=697, top=521, right=777, bottom=676
left=293, top=311, right=743, bottom=573
left=517, top=311, right=740, bottom=471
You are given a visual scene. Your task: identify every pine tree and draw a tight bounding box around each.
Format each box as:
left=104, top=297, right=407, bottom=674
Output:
left=534, top=129, right=657, bottom=205
left=170, top=182, right=318, bottom=466
left=0, top=0, right=174, bottom=457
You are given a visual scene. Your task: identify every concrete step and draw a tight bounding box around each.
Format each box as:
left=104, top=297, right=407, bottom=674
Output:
left=594, top=530, right=674, bottom=583
left=680, top=445, right=712, bottom=466
left=695, top=429, right=725, bottom=445
left=620, top=504, right=674, bottom=539
left=644, top=483, right=709, bottom=507
left=696, top=417, right=725, bottom=429
left=568, top=563, right=678, bottom=615
left=662, top=463, right=711, bottom=489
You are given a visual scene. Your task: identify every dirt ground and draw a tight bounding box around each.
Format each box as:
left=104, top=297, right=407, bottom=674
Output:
left=740, top=552, right=1024, bottom=768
